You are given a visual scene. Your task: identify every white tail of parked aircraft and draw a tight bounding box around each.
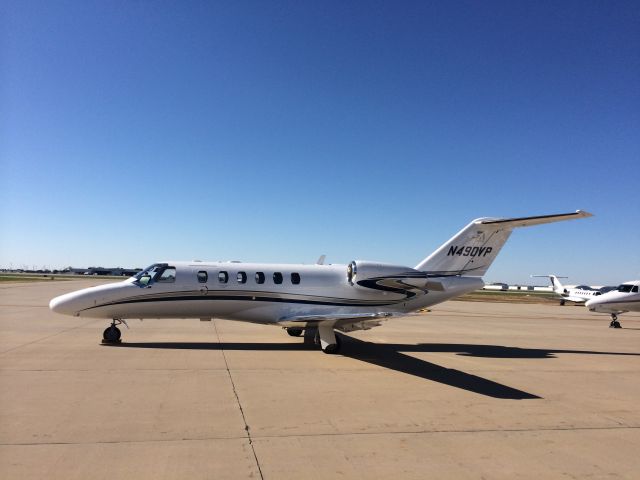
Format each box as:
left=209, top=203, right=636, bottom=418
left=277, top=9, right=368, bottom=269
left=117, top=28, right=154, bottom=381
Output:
left=50, top=210, right=592, bottom=354
left=531, top=274, right=603, bottom=305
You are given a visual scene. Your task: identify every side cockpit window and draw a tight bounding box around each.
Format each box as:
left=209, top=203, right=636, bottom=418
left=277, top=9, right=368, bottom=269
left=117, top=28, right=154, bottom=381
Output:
left=135, top=264, right=175, bottom=286
left=156, top=267, right=176, bottom=283
left=618, top=284, right=634, bottom=293
left=633, top=285, right=639, bottom=293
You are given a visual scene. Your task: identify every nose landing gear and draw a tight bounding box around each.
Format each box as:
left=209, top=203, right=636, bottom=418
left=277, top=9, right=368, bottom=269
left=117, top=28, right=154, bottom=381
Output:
left=102, top=319, right=128, bottom=343
left=609, top=314, right=622, bottom=329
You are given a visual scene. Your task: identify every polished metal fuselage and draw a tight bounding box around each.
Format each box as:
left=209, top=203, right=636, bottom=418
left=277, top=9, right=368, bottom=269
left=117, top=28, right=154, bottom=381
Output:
left=49, top=261, right=483, bottom=324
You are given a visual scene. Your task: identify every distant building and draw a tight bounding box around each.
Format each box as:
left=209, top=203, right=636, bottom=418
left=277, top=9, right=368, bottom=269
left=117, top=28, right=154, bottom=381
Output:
left=484, top=282, right=508, bottom=291
left=67, top=267, right=142, bottom=276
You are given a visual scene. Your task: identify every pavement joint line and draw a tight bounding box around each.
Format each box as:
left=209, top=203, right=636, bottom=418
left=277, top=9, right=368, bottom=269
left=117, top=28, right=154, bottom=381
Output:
left=248, top=424, right=640, bottom=440
left=0, top=304, right=49, bottom=307
left=0, top=319, right=98, bottom=356
left=213, top=319, right=265, bottom=480
left=0, top=368, right=231, bottom=373
left=2, top=424, right=639, bottom=447
left=3, top=367, right=638, bottom=373
left=0, top=436, right=248, bottom=446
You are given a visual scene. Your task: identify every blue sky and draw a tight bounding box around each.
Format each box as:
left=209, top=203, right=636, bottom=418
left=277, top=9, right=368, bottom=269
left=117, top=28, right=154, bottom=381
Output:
left=1, top=0, right=638, bottom=285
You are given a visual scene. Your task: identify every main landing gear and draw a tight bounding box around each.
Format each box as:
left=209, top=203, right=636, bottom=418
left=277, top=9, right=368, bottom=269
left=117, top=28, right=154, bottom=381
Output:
left=292, top=325, right=342, bottom=354
left=609, top=314, right=622, bottom=329
left=102, top=319, right=127, bottom=343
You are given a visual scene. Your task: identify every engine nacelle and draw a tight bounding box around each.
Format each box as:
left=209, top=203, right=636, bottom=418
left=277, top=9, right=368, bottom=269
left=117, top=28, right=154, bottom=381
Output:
left=348, top=260, right=437, bottom=297
left=347, top=261, right=448, bottom=298
left=346, top=261, right=417, bottom=284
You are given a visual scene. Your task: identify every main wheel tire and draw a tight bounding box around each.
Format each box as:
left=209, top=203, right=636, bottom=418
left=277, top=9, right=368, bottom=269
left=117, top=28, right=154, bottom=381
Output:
left=321, top=334, right=341, bottom=354
left=322, top=343, right=339, bottom=354
left=103, top=325, right=121, bottom=343
left=287, top=328, right=303, bottom=337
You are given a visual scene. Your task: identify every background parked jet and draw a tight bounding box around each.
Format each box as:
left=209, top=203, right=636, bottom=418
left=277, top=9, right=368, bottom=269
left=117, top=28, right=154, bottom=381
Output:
left=585, top=280, right=640, bottom=328
left=50, top=211, right=591, bottom=353
left=532, top=274, right=603, bottom=305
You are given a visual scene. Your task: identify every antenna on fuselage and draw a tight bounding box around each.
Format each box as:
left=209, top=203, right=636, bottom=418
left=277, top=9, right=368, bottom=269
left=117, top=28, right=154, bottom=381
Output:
left=316, top=255, right=326, bottom=265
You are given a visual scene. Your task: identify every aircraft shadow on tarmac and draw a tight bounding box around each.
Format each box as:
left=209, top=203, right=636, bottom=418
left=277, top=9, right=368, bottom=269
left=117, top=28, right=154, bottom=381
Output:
left=111, top=336, right=640, bottom=401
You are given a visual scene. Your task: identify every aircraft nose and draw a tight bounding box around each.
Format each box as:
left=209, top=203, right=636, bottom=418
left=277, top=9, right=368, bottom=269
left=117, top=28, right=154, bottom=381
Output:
left=49, top=292, right=82, bottom=316
left=49, top=282, right=128, bottom=317
left=585, top=297, right=598, bottom=311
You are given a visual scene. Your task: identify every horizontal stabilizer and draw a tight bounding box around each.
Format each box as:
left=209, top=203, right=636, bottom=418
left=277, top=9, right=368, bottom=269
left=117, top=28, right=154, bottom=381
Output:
left=477, top=211, right=592, bottom=228
left=531, top=274, right=568, bottom=292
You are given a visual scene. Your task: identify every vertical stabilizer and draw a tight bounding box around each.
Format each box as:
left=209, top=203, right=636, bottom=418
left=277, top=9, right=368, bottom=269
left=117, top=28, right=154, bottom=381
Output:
left=415, top=211, right=592, bottom=277
left=531, top=274, right=568, bottom=294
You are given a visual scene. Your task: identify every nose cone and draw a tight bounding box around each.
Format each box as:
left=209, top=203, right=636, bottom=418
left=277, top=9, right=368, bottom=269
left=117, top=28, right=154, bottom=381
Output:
left=585, top=297, right=600, bottom=312
left=49, top=281, right=132, bottom=317
left=49, top=292, right=82, bottom=316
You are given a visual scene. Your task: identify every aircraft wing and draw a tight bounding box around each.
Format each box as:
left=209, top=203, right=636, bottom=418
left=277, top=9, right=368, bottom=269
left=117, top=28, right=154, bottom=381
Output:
left=565, top=296, right=587, bottom=303
left=279, top=312, right=404, bottom=332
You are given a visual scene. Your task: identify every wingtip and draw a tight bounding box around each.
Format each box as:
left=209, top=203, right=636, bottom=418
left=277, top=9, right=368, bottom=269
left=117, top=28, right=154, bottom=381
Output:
left=576, top=209, right=594, bottom=218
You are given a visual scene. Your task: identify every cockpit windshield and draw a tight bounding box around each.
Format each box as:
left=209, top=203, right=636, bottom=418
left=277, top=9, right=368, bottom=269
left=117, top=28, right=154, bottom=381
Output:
left=617, top=284, right=634, bottom=293
left=134, top=263, right=175, bottom=286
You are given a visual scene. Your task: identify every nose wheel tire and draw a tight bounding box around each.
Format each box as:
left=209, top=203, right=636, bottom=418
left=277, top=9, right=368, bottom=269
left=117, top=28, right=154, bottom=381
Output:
left=609, top=314, right=621, bottom=329
left=102, top=325, right=122, bottom=343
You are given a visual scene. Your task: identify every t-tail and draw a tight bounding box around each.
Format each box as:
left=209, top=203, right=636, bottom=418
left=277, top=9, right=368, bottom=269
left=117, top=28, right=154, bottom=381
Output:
left=531, top=274, right=568, bottom=294
left=415, top=211, right=592, bottom=277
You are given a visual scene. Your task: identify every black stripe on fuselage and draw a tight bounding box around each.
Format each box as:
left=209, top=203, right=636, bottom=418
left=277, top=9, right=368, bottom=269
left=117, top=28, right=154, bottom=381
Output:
left=356, top=278, right=418, bottom=298
left=594, top=298, right=640, bottom=306
left=423, top=265, right=486, bottom=276
left=80, top=290, right=405, bottom=312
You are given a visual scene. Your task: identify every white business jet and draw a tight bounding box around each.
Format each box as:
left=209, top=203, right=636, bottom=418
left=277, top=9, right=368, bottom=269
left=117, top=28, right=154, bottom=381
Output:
left=531, top=275, right=602, bottom=305
left=50, top=211, right=591, bottom=353
left=585, top=280, right=640, bottom=328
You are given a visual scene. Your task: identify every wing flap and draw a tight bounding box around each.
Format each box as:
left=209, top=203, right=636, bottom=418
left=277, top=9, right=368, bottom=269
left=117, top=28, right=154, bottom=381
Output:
left=279, top=311, right=402, bottom=332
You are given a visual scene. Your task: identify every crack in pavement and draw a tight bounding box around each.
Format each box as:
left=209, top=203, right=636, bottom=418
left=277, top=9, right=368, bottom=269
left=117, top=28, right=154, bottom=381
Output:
left=213, top=320, right=265, bottom=480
